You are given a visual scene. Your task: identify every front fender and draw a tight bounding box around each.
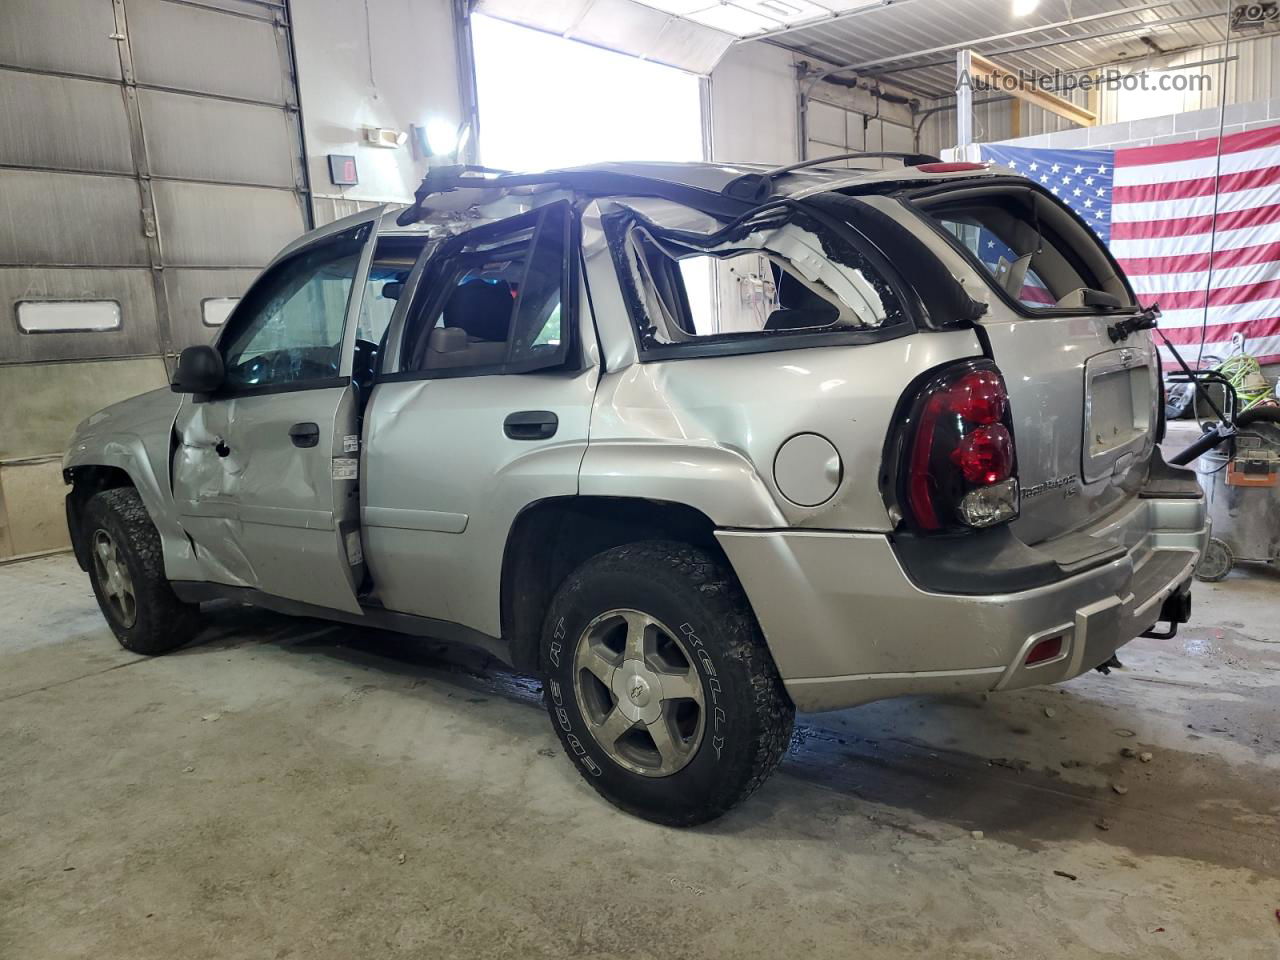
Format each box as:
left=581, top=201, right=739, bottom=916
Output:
left=578, top=441, right=786, bottom=528
left=64, top=391, right=202, bottom=582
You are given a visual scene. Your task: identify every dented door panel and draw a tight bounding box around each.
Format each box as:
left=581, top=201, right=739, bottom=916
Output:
left=172, top=395, right=258, bottom=586
left=222, top=387, right=362, bottom=613
left=169, top=207, right=384, bottom=611
left=171, top=386, right=362, bottom=610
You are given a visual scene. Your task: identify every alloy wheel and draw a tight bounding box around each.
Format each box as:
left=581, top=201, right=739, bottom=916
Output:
left=92, top=529, right=137, bottom=628
left=571, top=608, right=706, bottom=778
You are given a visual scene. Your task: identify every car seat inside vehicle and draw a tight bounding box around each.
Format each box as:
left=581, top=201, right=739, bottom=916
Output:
left=425, top=278, right=515, bottom=369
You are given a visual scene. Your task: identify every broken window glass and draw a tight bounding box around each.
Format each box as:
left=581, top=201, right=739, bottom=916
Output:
left=612, top=206, right=906, bottom=350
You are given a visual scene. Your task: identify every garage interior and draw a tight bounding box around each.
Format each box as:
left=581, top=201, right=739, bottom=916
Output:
left=2, top=0, right=1279, bottom=956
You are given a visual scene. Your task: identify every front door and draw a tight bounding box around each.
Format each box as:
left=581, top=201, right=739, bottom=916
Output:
left=172, top=209, right=385, bottom=614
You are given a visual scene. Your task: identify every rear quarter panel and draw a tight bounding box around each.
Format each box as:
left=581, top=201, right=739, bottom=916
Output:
left=583, top=331, right=987, bottom=531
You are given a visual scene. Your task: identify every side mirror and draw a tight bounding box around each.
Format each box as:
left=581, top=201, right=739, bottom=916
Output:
left=171, top=344, right=225, bottom=394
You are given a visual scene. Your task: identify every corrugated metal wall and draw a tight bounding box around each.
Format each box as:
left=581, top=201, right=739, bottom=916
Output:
left=0, top=0, right=310, bottom=558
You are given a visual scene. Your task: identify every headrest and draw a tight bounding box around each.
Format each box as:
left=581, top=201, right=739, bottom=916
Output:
left=443, top=280, right=513, bottom=342
left=428, top=327, right=468, bottom=354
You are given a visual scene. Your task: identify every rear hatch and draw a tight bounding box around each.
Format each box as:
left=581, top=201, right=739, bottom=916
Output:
left=905, top=179, right=1159, bottom=546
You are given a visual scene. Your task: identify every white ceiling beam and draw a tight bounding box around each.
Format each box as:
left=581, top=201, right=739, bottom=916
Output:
left=735, top=0, right=920, bottom=45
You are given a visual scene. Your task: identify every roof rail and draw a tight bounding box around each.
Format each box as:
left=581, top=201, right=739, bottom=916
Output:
left=396, top=164, right=759, bottom=226
left=721, top=151, right=943, bottom=202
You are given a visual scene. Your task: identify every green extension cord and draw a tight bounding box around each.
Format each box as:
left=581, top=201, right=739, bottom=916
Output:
left=1214, top=352, right=1276, bottom=413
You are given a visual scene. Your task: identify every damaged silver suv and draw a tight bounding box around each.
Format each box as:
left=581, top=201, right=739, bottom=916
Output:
left=64, top=155, right=1209, bottom=825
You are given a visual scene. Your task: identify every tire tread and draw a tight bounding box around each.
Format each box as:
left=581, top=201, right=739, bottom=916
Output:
left=85, top=487, right=200, bottom=655
left=544, top=539, right=794, bottom=825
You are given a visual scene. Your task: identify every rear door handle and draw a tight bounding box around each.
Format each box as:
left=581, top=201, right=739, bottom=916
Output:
left=503, top=410, right=558, bottom=441
left=289, top=422, right=320, bottom=448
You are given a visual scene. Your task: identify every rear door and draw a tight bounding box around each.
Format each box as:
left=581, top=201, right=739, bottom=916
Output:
left=172, top=209, right=385, bottom=613
left=362, top=201, right=595, bottom=637
left=910, top=183, right=1158, bottom=545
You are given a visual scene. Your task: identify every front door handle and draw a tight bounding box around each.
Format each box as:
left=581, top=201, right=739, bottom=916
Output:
left=503, top=410, right=558, bottom=441
left=289, top=422, right=320, bottom=448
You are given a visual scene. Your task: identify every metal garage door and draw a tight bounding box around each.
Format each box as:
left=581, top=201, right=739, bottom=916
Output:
left=0, top=0, right=310, bottom=558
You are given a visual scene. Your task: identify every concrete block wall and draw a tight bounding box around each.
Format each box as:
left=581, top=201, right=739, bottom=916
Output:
left=995, top=96, right=1280, bottom=151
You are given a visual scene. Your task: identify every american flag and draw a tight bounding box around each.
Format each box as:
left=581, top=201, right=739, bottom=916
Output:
left=980, top=123, right=1280, bottom=365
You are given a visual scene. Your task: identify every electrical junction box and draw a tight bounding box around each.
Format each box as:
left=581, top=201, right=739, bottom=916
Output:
left=362, top=126, right=408, bottom=149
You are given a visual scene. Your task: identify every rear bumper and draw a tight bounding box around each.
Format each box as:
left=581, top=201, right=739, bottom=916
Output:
left=717, top=495, right=1208, bottom=713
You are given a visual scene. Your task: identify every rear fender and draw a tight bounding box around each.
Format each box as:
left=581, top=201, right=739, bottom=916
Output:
left=578, top=442, right=786, bottom=528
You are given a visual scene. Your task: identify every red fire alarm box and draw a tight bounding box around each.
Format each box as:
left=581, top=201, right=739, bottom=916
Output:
left=328, top=154, right=358, bottom=186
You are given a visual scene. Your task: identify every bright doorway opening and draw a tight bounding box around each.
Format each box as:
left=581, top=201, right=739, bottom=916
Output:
left=470, top=15, right=706, bottom=171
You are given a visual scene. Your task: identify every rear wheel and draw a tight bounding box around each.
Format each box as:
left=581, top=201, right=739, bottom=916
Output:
left=84, top=487, right=201, bottom=655
left=541, top=541, right=793, bottom=826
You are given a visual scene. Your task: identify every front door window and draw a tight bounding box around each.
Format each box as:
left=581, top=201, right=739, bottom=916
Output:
left=218, top=224, right=369, bottom=391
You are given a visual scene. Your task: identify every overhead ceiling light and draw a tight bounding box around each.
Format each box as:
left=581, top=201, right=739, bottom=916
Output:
left=1011, top=0, right=1040, bottom=15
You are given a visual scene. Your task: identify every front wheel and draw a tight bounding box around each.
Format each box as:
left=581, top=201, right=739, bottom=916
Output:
left=83, top=487, right=201, bottom=655
left=541, top=541, right=794, bottom=826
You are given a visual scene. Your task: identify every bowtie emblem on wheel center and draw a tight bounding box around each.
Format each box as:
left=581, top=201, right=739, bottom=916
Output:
left=628, top=675, right=651, bottom=707
left=610, top=659, right=665, bottom=726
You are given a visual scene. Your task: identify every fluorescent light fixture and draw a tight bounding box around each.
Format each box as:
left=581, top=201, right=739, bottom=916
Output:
left=1011, top=0, right=1040, bottom=16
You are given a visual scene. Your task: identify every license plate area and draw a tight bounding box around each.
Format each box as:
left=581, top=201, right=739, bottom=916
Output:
left=1083, top=349, right=1153, bottom=483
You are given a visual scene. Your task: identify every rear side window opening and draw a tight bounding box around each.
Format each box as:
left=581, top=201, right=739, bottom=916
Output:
left=608, top=205, right=911, bottom=359
left=395, top=202, right=573, bottom=378
left=912, top=185, right=1135, bottom=315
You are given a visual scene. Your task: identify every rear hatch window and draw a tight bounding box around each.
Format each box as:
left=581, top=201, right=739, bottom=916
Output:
left=916, top=188, right=1136, bottom=320
left=925, top=192, right=1136, bottom=313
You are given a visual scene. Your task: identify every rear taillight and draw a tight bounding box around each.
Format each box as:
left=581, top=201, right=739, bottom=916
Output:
left=897, top=361, right=1019, bottom=533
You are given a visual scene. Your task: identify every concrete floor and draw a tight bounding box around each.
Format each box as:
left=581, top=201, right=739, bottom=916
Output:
left=2, top=553, right=1278, bottom=959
